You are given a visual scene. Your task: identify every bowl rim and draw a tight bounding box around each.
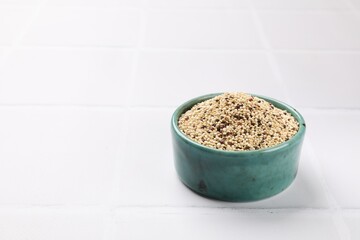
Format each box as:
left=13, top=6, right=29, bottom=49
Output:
left=171, top=93, right=306, bottom=156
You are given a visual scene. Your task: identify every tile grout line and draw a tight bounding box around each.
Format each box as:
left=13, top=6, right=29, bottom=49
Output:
left=246, top=1, right=291, bottom=104
left=124, top=3, right=149, bottom=107
left=306, top=141, right=351, bottom=240
left=111, top=0, right=149, bottom=201
left=101, top=1, right=150, bottom=239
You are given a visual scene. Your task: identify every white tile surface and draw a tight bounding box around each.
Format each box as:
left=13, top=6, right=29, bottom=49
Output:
left=0, top=0, right=359, bottom=238
left=343, top=211, right=360, bottom=240
left=351, top=0, right=360, bottom=9
left=0, top=47, right=7, bottom=67
left=260, top=12, right=360, bottom=50
left=276, top=52, right=360, bottom=108
left=253, top=0, right=349, bottom=9
left=0, top=0, right=41, bottom=4
left=131, top=51, right=284, bottom=107
left=109, top=208, right=341, bottom=240
left=0, top=209, right=105, bottom=240
left=21, top=7, right=140, bottom=47
left=0, top=107, right=125, bottom=204
left=0, top=48, right=133, bottom=105
left=304, top=110, right=360, bottom=208
left=144, top=10, right=263, bottom=49
left=116, top=109, right=185, bottom=205
left=148, top=0, right=248, bottom=9
left=0, top=6, right=36, bottom=45
left=45, top=0, right=144, bottom=8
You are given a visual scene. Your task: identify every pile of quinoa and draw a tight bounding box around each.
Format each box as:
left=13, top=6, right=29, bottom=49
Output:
left=178, top=93, right=299, bottom=151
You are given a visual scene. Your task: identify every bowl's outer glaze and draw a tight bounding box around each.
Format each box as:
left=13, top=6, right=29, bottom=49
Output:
left=171, top=93, right=306, bottom=202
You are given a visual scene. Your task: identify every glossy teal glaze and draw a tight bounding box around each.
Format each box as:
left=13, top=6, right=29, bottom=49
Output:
left=171, top=93, right=306, bottom=202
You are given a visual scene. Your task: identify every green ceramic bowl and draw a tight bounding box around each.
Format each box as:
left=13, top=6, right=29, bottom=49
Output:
left=171, top=93, right=306, bottom=202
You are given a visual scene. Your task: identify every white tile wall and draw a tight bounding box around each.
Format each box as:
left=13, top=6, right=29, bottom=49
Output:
left=45, top=0, right=144, bottom=8
left=0, top=48, right=133, bottom=105
left=353, top=0, right=360, bottom=9
left=253, top=0, right=349, bottom=10
left=0, top=6, right=36, bottom=45
left=0, top=0, right=41, bottom=5
left=0, top=0, right=360, bottom=238
left=351, top=0, right=360, bottom=9
left=21, top=7, right=140, bottom=47
left=276, top=52, right=360, bottom=108
left=260, top=12, right=360, bottom=50
left=0, top=47, right=6, bottom=70
left=131, top=51, right=284, bottom=106
left=144, top=10, right=263, bottom=49
left=147, top=0, right=248, bottom=9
